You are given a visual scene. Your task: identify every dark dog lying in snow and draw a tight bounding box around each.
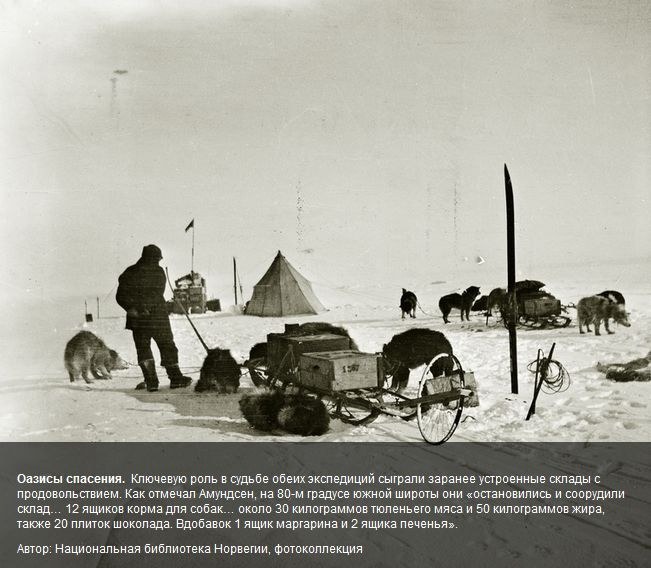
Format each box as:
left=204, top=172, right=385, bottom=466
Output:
left=438, top=286, right=481, bottom=323
left=400, top=289, right=418, bottom=319
left=195, top=348, right=241, bottom=393
left=239, top=390, right=329, bottom=435
left=382, top=328, right=454, bottom=392
left=596, top=351, right=651, bottom=382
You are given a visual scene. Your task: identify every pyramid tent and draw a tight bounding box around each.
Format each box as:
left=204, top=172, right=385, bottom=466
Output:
left=245, top=251, right=325, bottom=317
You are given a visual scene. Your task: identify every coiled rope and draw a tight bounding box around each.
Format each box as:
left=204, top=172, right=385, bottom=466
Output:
left=526, top=357, right=571, bottom=394
left=525, top=343, right=570, bottom=420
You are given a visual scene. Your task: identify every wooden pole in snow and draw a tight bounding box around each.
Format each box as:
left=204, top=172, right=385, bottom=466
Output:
left=233, top=257, right=238, bottom=305
left=526, top=343, right=556, bottom=420
left=505, top=164, right=519, bottom=394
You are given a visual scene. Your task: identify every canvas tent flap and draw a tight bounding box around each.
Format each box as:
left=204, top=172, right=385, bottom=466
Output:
left=245, top=251, right=325, bottom=317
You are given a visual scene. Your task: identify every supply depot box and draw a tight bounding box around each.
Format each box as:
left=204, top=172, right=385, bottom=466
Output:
left=425, top=371, right=479, bottom=407
left=266, top=333, right=353, bottom=372
left=298, top=351, right=382, bottom=392
left=523, top=297, right=561, bottom=317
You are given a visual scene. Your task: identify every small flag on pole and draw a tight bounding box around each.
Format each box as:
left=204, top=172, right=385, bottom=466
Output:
left=185, top=219, right=194, bottom=232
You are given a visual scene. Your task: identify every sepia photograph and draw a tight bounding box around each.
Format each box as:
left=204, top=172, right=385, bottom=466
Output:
left=2, top=0, right=649, bottom=445
left=2, top=2, right=650, bottom=567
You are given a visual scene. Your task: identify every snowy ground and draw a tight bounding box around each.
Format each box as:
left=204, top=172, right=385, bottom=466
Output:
left=1, top=259, right=649, bottom=443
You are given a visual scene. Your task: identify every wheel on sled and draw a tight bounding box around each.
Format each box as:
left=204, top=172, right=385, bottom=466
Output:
left=245, top=358, right=269, bottom=387
left=246, top=352, right=300, bottom=389
left=416, top=354, right=465, bottom=445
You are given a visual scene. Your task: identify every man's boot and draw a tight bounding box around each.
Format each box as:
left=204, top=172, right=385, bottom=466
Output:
left=166, top=365, right=192, bottom=389
left=135, top=359, right=159, bottom=392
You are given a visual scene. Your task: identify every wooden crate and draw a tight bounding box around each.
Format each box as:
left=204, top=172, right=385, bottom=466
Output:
left=426, top=371, right=479, bottom=407
left=523, top=297, right=560, bottom=317
left=298, top=351, right=381, bottom=392
left=266, top=333, right=352, bottom=372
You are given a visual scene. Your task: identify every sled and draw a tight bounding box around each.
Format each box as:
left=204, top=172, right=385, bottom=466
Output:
left=245, top=335, right=474, bottom=445
left=499, top=286, right=572, bottom=329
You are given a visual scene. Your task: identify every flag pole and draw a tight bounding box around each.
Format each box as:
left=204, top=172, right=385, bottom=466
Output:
left=185, top=218, right=195, bottom=275
left=233, top=257, right=238, bottom=305
left=191, top=223, right=195, bottom=275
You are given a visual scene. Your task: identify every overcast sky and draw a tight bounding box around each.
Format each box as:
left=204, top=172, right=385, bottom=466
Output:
left=1, top=0, right=649, bottom=308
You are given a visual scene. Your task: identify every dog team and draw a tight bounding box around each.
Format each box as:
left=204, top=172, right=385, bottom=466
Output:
left=400, top=286, right=630, bottom=334
left=64, top=243, right=632, bottom=436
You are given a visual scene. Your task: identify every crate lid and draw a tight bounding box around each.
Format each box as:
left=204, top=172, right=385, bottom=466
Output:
left=285, top=333, right=350, bottom=344
left=300, top=350, right=375, bottom=361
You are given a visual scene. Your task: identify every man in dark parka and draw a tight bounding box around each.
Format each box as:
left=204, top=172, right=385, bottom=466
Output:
left=116, top=244, right=192, bottom=391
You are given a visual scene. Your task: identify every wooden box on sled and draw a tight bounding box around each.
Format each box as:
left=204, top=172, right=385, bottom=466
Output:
left=266, top=332, right=352, bottom=373
left=523, top=297, right=561, bottom=318
left=298, top=351, right=382, bottom=392
left=425, top=371, right=479, bottom=407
